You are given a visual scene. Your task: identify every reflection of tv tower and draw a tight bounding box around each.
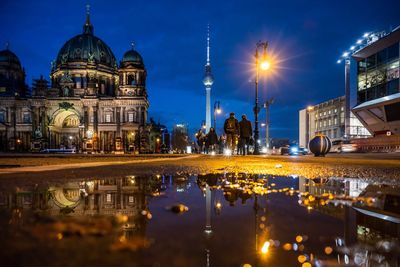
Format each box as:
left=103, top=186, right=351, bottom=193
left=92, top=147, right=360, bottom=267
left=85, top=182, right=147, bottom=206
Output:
left=204, top=183, right=212, bottom=267
left=204, top=184, right=212, bottom=234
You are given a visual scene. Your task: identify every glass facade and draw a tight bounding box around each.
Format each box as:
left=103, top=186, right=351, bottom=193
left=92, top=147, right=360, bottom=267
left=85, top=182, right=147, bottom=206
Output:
left=357, top=42, right=400, bottom=104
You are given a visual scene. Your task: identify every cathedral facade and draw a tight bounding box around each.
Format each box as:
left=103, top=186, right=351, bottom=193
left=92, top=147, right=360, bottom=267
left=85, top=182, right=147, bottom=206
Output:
left=0, top=9, right=149, bottom=153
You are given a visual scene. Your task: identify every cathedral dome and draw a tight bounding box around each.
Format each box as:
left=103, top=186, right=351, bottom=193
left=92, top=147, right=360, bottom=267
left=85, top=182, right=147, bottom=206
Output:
left=53, top=11, right=117, bottom=71
left=120, top=48, right=144, bottom=68
left=0, top=49, right=22, bottom=69
left=0, top=48, right=26, bottom=97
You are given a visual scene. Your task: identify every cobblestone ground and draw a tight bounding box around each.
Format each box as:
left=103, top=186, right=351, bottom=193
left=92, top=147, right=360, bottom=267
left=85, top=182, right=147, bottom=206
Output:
left=0, top=153, right=399, bottom=182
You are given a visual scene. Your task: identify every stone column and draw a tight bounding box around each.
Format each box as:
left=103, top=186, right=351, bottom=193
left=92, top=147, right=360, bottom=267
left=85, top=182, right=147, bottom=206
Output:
left=84, top=106, right=89, bottom=138
left=93, top=105, right=98, bottom=134
left=116, top=107, right=121, bottom=138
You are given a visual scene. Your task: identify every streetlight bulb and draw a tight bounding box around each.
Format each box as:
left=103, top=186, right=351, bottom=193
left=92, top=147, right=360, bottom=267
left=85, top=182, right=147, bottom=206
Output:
left=350, top=46, right=355, bottom=51
left=356, top=39, right=363, bottom=44
left=342, top=52, right=349, bottom=57
left=260, top=61, right=270, bottom=70
left=363, top=33, right=369, bottom=38
left=307, top=106, right=314, bottom=111
left=217, top=108, right=221, bottom=114
left=337, top=60, right=341, bottom=64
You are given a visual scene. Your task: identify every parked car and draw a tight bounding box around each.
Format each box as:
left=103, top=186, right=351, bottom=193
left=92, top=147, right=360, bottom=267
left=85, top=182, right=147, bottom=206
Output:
left=331, top=140, right=358, bottom=153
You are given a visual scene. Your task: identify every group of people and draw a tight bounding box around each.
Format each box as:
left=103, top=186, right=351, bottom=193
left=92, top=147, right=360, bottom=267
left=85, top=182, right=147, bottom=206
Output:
left=195, top=112, right=253, bottom=155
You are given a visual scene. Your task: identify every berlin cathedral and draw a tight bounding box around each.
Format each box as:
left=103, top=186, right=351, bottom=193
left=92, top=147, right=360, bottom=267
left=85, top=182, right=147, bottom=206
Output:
left=0, top=8, right=150, bottom=153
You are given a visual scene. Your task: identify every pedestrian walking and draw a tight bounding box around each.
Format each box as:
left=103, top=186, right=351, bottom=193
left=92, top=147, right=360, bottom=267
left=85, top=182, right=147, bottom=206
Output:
left=223, top=112, right=239, bottom=152
left=195, top=129, right=206, bottom=153
left=239, top=114, right=252, bottom=155
left=206, top=127, right=218, bottom=153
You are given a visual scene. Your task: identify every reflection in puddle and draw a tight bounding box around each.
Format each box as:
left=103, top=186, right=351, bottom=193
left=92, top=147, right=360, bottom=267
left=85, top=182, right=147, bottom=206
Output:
left=0, top=174, right=398, bottom=266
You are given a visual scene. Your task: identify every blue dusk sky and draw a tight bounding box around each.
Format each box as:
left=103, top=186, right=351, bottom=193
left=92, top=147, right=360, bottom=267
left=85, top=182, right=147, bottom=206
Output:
left=1, top=0, right=399, bottom=140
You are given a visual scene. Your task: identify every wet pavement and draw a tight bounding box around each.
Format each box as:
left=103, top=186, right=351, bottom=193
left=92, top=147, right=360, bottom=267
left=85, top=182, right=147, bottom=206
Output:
left=0, top=173, right=398, bottom=267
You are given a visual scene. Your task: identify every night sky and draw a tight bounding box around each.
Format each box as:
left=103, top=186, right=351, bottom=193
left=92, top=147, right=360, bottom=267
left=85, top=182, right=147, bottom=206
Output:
left=1, top=0, right=399, bottom=141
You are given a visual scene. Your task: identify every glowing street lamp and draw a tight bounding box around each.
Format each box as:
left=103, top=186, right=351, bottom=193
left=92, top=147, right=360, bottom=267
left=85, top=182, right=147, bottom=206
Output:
left=253, top=41, right=269, bottom=155
left=213, top=101, right=221, bottom=130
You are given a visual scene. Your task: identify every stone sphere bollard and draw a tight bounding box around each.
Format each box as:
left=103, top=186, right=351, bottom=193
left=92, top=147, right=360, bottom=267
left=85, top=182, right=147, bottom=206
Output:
left=308, top=135, right=331, bottom=157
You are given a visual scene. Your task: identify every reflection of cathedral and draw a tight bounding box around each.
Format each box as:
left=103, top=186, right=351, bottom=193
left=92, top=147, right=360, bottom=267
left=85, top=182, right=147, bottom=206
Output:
left=0, top=176, right=149, bottom=217
left=0, top=6, right=149, bottom=152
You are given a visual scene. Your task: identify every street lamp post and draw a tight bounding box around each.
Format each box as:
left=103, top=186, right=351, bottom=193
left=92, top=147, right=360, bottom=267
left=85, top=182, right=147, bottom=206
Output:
left=306, top=106, right=314, bottom=147
left=213, top=101, right=221, bottom=131
left=263, top=98, right=274, bottom=150
left=253, top=41, right=269, bottom=155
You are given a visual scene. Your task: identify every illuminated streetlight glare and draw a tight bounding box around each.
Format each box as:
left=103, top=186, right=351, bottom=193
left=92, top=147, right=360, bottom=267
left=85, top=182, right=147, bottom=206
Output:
left=356, top=39, right=363, bottom=44
left=363, top=32, right=369, bottom=38
left=337, top=59, right=341, bottom=64
left=260, top=60, right=270, bottom=70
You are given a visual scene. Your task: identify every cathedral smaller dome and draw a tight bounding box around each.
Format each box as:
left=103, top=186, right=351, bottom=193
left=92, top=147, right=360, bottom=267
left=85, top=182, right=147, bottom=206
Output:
left=0, top=49, right=22, bottom=67
left=120, top=48, right=144, bottom=68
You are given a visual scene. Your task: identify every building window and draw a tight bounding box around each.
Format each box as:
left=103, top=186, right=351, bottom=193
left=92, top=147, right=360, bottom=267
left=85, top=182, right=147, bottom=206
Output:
left=90, top=116, right=94, bottom=123
left=105, top=113, right=112, bottom=123
left=106, top=193, right=112, bottom=203
left=334, top=118, right=338, bottom=125
left=0, top=112, right=5, bottom=123
left=328, top=119, right=331, bottom=126
left=341, top=106, right=344, bottom=111
left=128, top=196, right=134, bottom=203
left=323, top=112, right=326, bottom=116
left=328, top=110, right=331, bottom=115
left=23, top=112, right=31, bottom=123
left=334, top=109, right=337, bottom=113
left=128, top=112, right=134, bottom=122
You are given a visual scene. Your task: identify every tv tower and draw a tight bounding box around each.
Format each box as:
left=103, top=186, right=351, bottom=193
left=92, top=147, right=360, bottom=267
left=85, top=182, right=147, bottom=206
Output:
left=203, top=25, right=214, bottom=133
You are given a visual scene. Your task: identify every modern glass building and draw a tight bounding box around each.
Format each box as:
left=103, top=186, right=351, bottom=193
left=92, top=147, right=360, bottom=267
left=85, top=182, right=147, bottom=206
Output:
left=352, top=27, right=400, bottom=136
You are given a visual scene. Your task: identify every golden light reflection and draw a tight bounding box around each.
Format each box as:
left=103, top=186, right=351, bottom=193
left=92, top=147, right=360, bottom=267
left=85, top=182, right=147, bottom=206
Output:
left=302, top=262, right=312, bottom=267
left=295, top=235, right=303, bottom=243
left=324, top=246, right=333, bottom=255
left=261, top=241, right=270, bottom=254
left=297, top=255, right=307, bottom=263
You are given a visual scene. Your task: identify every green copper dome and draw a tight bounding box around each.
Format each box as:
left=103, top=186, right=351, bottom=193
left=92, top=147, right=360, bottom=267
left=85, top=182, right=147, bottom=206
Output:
left=54, top=12, right=117, bottom=70
left=0, top=49, right=22, bottom=67
left=120, top=49, right=144, bottom=68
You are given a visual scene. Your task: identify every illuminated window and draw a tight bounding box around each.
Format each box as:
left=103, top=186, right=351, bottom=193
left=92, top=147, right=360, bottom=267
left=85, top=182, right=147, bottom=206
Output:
left=106, top=194, right=112, bottom=202
left=328, top=110, right=331, bottom=115
left=23, top=112, right=31, bottom=123
left=105, top=113, right=112, bottom=123
left=328, top=119, right=331, bottom=126
left=334, top=118, right=338, bottom=125
left=334, top=109, right=337, bottom=113
left=128, top=112, right=134, bottom=122
left=128, top=196, right=134, bottom=203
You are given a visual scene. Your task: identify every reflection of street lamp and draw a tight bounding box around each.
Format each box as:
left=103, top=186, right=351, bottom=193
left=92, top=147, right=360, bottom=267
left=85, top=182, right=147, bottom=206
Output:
left=253, top=41, right=270, bottom=155
left=213, top=101, right=221, bottom=131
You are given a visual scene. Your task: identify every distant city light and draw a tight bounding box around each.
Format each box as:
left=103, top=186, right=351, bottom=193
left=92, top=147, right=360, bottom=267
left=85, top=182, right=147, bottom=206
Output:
left=223, top=148, right=232, bottom=156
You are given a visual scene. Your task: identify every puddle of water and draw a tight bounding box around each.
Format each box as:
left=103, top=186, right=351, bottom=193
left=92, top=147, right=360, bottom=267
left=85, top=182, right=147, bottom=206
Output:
left=0, top=174, right=398, bottom=267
